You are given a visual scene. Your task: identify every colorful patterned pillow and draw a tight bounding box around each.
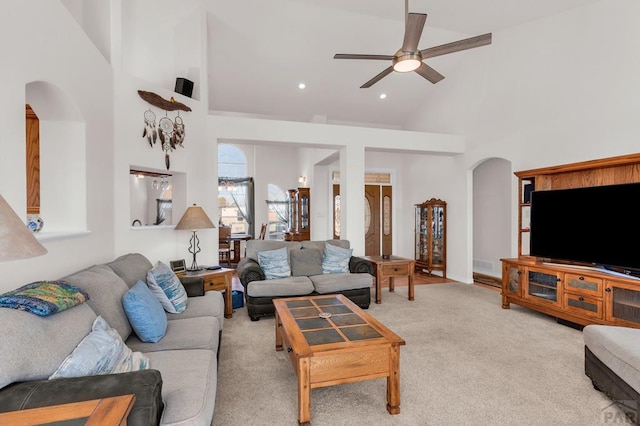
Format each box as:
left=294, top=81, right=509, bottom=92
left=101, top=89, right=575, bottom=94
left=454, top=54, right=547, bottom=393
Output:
left=322, top=243, right=353, bottom=274
left=49, top=316, right=149, bottom=380
left=147, top=261, right=188, bottom=313
left=0, top=281, right=89, bottom=316
left=258, top=247, right=291, bottom=280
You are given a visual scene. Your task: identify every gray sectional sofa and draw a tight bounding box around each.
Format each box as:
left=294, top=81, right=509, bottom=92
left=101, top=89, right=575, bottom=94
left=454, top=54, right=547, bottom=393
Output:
left=584, top=324, right=640, bottom=423
left=236, top=239, right=373, bottom=321
left=0, top=253, right=224, bottom=426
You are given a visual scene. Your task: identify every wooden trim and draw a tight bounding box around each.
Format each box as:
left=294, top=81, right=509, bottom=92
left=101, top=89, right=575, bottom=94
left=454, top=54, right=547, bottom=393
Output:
left=515, top=152, right=640, bottom=177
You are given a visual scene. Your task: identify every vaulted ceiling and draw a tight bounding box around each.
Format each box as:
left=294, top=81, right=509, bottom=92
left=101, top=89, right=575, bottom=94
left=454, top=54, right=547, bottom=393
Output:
left=193, top=1, right=602, bottom=128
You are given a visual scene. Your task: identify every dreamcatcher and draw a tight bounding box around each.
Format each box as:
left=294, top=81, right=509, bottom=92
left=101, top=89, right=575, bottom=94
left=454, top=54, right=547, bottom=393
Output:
left=142, top=109, right=157, bottom=147
left=137, top=90, right=191, bottom=170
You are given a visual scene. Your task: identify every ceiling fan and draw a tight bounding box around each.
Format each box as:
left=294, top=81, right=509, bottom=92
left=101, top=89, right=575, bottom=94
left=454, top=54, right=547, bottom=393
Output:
left=333, top=2, right=492, bottom=88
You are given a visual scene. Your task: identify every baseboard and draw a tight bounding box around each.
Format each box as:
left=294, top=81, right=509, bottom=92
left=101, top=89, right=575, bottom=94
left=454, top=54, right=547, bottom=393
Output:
left=473, top=272, right=501, bottom=288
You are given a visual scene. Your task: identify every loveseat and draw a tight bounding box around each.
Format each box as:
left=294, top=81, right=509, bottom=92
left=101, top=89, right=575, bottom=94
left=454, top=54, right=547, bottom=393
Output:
left=236, top=239, right=373, bottom=321
left=0, top=253, right=224, bottom=426
left=584, top=324, right=640, bottom=423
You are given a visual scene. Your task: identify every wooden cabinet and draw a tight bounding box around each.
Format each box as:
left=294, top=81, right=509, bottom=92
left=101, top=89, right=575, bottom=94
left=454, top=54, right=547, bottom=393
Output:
left=605, top=280, right=640, bottom=327
left=285, top=187, right=310, bottom=241
left=503, top=154, right=640, bottom=327
left=414, top=198, right=446, bottom=278
left=501, top=258, right=640, bottom=327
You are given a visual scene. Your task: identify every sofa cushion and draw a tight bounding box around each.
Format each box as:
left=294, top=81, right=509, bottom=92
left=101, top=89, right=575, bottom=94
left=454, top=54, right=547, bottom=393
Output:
left=310, top=272, right=373, bottom=294
left=247, top=276, right=314, bottom=297
left=126, top=316, right=219, bottom=353
left=0, top=303, right=96, bottom=390
left=144, top=349, right=217, bottom=426
left=290, top=248, right=323, bottom=277
left=167, top=291, right=225, bottom=331
left=107, top=253, right=153, bottom=288
left=583, top=325, right=640, bottom=393
left=0, top=370, right=164, bottom=426
left=258, top=247, right=292, bottom=280
left=0, top=280, right=89, bottom=317
left=49, top=316, right=149, bottom=380
left=301, top=239, right=350, bottom=254
left=322, top=243, right=353, bottom=274
left=147, top=261, right=188, bottom=314
left=62, top=264, right=133, bottom=341
left=245, top=240, right=301, bottom=262
left=123, top=281, right=168, bottom=343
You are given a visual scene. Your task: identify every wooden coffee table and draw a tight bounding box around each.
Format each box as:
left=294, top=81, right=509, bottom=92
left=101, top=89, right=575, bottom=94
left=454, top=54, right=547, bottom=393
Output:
left=0, top=394, right=135, bottom=425
left=274, top=294, right=405, bottom=425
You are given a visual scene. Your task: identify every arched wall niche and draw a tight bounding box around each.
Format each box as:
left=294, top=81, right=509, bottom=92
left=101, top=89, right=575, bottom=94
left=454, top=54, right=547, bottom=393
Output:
left=25, top=81, right=87, bottom=234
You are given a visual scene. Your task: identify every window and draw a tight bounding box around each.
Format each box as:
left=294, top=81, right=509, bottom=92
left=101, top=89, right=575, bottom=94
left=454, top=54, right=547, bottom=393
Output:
left=218, top=144, right=254, bottom=235
left=266, top=184, right=288, bottom=240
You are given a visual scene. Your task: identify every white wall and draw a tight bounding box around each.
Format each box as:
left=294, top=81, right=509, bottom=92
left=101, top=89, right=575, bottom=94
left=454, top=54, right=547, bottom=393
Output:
left=406, top=0, right=640, bottom=278
left=473, top=158, right=511, bottom=278
left=0, top=1, right=114, bottom=291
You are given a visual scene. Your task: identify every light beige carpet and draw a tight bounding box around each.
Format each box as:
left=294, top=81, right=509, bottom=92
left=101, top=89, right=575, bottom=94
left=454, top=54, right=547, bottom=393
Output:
left=214, top=283, right=623, bottom=425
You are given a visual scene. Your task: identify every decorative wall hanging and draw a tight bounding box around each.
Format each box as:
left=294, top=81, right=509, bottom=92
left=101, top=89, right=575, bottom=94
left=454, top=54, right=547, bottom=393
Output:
left=138, top=90, right=191, bottom=170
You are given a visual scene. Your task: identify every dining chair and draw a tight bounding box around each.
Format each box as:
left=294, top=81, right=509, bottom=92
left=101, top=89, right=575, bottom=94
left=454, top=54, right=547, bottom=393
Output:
left=218, top=226, right=232, bottom=266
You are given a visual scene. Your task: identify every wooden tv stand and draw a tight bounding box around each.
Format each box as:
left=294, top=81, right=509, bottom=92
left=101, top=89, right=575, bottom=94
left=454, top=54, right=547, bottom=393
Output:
left=504, top=153, right=640, bottom=328
left=501, top=258, right=640, bottom=328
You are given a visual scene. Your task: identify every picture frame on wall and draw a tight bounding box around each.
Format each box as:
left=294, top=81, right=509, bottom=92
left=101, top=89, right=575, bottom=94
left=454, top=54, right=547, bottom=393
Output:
left=170, top=259, right=186, bottom=274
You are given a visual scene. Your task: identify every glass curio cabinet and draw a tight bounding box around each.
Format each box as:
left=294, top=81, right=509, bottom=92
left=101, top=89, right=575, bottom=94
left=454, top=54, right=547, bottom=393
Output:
left=415, top=198, right=446, bottom=278
left=285, top=187, right=310, bottom=241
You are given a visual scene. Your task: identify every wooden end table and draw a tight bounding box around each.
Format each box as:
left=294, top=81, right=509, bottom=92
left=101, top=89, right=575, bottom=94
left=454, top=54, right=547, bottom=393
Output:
left=274, top=294, right=405, bottom=425
left=362, top=255, right=415, bottom=304
left=181, top=268, right=235, bottom=318
left=0, top=394, right=135, bottom=425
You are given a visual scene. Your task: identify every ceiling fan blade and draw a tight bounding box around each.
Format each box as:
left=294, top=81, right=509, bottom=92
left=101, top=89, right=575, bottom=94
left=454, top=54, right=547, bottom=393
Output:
left=401, top=13, right=427, bottom=52
left=334, top=54, right=394, bottom=60
left=361, top=66, right=394, bottom=88
left=421, top=33, right=492, bottom=59
left=415, top=63, right=445, bottom=84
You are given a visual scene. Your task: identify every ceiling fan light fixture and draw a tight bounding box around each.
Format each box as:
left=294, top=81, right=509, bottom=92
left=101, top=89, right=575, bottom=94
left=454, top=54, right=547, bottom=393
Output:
left=392, top=52, right=422, bottom=72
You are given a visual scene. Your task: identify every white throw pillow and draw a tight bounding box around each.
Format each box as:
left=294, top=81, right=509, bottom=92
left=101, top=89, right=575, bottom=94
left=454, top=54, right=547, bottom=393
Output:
left=49, top=316, right=148, bottom=380
left=146, top=261, right=188, bottom=313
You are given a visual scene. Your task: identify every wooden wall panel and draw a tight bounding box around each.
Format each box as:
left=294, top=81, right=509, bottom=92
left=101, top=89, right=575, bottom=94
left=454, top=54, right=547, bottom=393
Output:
left=25, top=104, right=40, bottom=215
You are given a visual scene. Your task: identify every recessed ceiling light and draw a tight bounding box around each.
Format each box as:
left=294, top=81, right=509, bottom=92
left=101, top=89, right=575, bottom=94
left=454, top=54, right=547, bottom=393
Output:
left=379, top=93, right=387, bottom=99
left=298, top=83, right=306, bottom=89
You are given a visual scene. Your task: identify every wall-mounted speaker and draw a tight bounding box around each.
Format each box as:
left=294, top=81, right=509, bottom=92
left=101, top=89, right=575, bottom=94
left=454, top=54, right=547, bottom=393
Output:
left=174, top=78, right=194, bottom=98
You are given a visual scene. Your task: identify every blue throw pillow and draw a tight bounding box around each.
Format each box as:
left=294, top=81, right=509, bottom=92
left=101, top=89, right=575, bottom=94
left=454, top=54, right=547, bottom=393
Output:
left=123, top=280, right=167, bottom=343
left=322, top=243, right=353, bottom=274
left=147, top=261, right=188, bottom=313
left=49, top=316, right=149, bottom=380
left=258, top=247, right=291, bottom=280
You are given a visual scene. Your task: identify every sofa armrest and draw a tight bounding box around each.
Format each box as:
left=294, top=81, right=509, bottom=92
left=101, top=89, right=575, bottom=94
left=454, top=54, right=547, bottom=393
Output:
left=236, top=258, right=266, bottom=291
left=179, top=276, right=205, bottom=297
left=349, top=256, right=374, bottom=274
left=0, top=370, right=164, bottom=426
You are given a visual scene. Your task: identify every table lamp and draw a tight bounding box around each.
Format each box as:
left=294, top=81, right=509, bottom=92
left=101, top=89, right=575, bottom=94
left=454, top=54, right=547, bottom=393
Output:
left=174, top=203, right=215, bottom=271
left=0, top=194, right=47, bottom=261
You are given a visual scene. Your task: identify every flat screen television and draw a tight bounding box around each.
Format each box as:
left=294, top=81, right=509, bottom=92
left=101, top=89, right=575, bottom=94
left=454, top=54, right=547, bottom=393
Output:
left=529, top=182, right=640, bottom=276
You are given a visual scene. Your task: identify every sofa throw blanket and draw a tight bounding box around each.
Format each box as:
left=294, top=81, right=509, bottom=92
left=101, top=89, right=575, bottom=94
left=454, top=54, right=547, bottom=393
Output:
left=0, top=281, right=89, bottom=316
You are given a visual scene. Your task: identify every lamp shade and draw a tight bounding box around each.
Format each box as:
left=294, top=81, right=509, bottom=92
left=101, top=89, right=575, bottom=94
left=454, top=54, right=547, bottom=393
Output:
left=0, top=194, right=47, bottom=261
left=174, top=204, right=215, bottom=231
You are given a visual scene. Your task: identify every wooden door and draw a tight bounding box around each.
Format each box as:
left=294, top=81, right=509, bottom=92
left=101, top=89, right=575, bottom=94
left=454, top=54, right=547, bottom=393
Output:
left=365, top=185, right=380, bottom=256
left=332, top=184, right=392, bottom=256
left=381, top=186, right=392, bottom=255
